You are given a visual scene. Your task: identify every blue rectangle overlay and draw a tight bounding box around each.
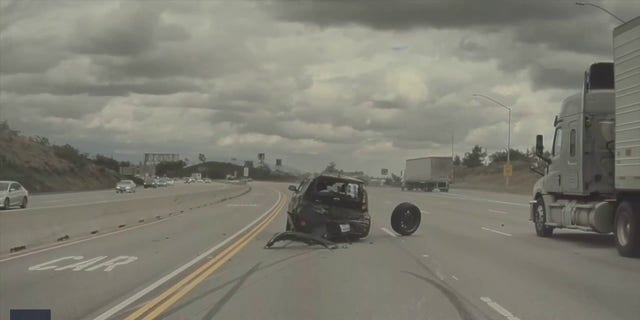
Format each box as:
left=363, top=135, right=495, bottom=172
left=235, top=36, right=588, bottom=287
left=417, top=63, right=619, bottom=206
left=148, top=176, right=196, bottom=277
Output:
left=10, top=309, right=51, bottom=320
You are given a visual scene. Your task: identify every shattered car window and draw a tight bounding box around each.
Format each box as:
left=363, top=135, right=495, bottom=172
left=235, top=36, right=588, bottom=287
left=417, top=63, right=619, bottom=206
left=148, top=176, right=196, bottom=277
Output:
left=310, top=178, right=365, bottom=209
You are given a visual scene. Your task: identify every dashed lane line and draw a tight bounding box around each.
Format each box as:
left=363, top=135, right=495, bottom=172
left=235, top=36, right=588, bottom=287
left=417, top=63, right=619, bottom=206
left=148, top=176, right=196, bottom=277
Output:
left=481, top=227, right=513, bottom=237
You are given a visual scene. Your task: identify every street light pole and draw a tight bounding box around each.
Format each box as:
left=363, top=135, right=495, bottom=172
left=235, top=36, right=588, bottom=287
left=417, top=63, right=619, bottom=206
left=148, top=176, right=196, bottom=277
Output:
left=575, top=2, right=625, bottom=23
left=472, top=93, right=512, bottom=188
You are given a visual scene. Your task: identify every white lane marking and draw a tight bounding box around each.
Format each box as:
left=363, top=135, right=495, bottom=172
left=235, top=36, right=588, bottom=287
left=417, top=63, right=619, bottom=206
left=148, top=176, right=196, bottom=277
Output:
left=28, top=256, right=83, bottom=271
left=85, top=256, right=138, bottom=272
left=488, top=209, right=508, bottom=214
left=480, top=297, right=521, bottom=320
left=380, top=227, right=398, bottom=238
left=92, top=189, right=282, bottom=320
left=451, top=275, right=459, bottom=281
left=481, top=227, right=513, bottom=237
left=422, top=254, right=429, bottom=258
left=226, top=204, right=257, bottom=207
left=54, top=256, right=108, bottom=271
left=420, top=210, right=430, bottom=214
left=29, top=256, right=137, bottom=272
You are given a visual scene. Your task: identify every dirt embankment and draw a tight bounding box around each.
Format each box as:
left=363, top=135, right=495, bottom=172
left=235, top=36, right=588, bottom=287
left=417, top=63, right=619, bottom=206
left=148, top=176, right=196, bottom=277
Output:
left=451, top=161, right=539, bottom=195
left=0, top=124, right=120, bottom=193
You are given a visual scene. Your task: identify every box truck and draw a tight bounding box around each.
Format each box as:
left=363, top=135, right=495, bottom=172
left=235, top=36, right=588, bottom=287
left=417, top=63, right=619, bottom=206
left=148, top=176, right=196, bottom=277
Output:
left=401, top=157, right=452, bottom=192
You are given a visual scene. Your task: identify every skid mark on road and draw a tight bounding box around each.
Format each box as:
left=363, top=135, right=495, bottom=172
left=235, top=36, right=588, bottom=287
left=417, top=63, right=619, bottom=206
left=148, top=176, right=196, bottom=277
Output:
left=405, top=271, right=477, bottom=320
left=92, top=190, right=283, bottom=320
left=200, top=262, right=262, bottom=319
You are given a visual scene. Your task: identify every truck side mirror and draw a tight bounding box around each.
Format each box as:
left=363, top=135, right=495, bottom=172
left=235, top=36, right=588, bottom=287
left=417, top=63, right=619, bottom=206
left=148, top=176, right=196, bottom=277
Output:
left=288, top=185, right=298, bottom=192
left=536, top=134, right=544, bottom=156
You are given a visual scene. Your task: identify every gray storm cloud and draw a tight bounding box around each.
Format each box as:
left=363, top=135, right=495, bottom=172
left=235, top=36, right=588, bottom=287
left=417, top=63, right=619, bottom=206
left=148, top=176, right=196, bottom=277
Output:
left=1, top=0, right=635, bottom=174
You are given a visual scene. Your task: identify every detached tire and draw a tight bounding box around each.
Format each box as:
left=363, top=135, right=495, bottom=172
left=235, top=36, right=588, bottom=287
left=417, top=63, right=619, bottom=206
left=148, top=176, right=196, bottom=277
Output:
left=391, top=202, right=421, bottom=236
left=534, top=197, right=553, bottom=237
left=615, top=200, right=640, bottom=257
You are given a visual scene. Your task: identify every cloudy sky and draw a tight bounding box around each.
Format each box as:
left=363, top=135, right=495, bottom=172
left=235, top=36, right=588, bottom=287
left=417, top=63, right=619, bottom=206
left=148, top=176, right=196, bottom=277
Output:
left=1, top=0, right=637, bottom=175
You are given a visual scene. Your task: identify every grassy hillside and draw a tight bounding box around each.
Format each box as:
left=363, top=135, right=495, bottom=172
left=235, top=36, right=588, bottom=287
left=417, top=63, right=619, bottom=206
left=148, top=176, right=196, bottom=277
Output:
left=0, top=122, right=120, bottom=193
left=452, top=160, right=539, bottom=195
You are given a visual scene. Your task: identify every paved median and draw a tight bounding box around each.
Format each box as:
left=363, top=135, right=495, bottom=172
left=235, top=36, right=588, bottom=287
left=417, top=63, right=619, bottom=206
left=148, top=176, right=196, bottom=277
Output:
left=0, top=184, right=251, bottom=255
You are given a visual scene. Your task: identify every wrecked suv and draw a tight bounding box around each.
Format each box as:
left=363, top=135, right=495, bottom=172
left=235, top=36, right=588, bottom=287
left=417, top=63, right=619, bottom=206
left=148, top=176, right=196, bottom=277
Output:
left=286, top=175, right=371, bottom=240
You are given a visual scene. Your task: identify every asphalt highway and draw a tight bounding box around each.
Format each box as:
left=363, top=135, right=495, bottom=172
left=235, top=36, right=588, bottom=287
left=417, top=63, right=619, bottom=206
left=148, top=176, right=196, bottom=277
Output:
left=1, top=182, right=638, bottom=320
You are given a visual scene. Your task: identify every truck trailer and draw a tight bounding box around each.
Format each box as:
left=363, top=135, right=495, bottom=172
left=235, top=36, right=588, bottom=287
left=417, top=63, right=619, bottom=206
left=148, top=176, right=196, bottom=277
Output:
left=401, top=157, right=452, bottom=192
left=530, top=16, right=640, bottom=257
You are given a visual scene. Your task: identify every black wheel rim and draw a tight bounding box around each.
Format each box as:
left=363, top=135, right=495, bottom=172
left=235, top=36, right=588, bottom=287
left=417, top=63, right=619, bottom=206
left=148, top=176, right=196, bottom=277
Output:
left=400, top=210, right=416, bottom=230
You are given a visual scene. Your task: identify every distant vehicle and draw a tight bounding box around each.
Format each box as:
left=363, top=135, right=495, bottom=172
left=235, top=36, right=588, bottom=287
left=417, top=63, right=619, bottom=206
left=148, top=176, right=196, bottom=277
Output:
left=401, top=157, right=451, bottom=192
left=184, top=177, right=195, bottom=184
left=0, top=181, right=29, bottom=210
left=203, top=178, right=212, bottom=183
left=286, top=175, right=371, bottom=240
left=530, top=18, right=640, bottom=257
left=196, top=179, right=204, bottom=183
left=143, top=177, right=158, bottom=188
left=115, top=180, right=136, bottom=193
left=191, top=173, right=202, bottom=180
left=157, top=178, right=169, bottom=187
left=167, top=179, right=175, bottom=186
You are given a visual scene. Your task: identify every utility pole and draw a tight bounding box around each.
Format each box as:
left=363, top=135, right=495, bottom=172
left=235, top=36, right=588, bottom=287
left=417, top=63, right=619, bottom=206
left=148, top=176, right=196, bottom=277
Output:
left=472, top=94, right=512, bottom=188
left=575, top=2, right=625, bottom=23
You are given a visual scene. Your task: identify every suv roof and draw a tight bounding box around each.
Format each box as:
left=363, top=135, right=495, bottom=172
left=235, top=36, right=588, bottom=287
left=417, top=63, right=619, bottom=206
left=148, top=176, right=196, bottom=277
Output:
left=313, top=174, right=364, bottom=184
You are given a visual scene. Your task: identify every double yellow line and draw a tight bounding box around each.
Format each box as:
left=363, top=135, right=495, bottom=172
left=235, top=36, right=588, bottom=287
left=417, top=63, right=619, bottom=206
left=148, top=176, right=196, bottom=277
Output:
left=124, top=191, right=287, bottom=320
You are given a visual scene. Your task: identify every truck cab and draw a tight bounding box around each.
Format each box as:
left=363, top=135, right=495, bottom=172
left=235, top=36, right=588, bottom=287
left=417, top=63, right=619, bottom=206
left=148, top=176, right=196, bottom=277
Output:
left=531, top=62, right=639, bottom=256
left=536, top=63, right=616, bottom=198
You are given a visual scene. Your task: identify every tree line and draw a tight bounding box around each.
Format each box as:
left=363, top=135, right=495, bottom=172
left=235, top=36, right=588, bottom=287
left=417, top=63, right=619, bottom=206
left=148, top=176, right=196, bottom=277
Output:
left=453, top=145, right=551, bottom=168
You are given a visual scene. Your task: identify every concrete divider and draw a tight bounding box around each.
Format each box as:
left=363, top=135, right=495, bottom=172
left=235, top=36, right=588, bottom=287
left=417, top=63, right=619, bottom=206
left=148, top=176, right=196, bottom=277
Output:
left=0, top=184, right=251, bottom=255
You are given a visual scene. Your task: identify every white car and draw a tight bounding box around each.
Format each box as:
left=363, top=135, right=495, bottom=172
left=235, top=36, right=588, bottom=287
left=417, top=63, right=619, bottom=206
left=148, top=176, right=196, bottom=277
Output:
left=0, top=181, right=29, bottom=210
left=115, top=180, right=137, bottom=193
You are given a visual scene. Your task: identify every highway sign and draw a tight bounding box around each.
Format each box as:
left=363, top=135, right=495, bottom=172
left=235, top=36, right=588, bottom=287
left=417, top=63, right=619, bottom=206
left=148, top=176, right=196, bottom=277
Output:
left=503, top=164, right=513, bottom=177
left=243, top=167, right=249, bottom=177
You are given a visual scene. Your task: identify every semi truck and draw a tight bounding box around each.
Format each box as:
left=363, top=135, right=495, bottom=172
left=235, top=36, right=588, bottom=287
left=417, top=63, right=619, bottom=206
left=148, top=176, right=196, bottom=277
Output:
left=530, top=16, right=640, bottom=257
left=401, top=156, right=452, bottom=192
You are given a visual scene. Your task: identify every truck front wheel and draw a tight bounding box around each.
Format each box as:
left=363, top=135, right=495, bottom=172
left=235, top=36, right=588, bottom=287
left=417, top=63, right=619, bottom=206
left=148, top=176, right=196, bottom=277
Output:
left=615, top=200, right=640, bottom=257
left=534, top=197, right=553, bottom=237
